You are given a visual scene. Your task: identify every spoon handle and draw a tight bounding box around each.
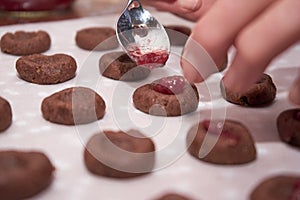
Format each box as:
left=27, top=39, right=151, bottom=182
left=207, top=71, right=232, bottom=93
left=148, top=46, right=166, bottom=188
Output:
left=126, top=0, right=133, bottom=7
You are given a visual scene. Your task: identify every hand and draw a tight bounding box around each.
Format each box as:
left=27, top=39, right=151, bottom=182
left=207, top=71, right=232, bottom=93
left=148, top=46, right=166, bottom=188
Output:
left=141, top=0, right=215, bottom=21
left=180, top=0, right=300, bottom=96
left=289, top=69, right=300, bottom=105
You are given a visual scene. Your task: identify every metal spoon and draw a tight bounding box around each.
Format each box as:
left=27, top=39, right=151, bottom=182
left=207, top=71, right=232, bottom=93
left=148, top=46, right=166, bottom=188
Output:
left=116, top=0, right=170, bottom=69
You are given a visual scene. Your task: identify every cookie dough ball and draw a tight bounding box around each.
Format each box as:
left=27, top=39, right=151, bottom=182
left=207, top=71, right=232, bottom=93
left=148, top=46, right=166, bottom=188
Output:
left=16, top=53, right=77, bottom=84
left=186, top=119, right=256, bottom=165
left=250, top=175, right=300, bottom=200
left=277, top=109, right=300, bottom=148
left=221, top=73, right=276, bottom=106
left=84, top=130, right=155, bottom=178
left=0, top=96, right=12, bottom=132
left=0, top=30, right=51, bottom=55
left=99, top=51, right=150, bottom=81
left=75, top=27, right=119, bottom=51
left=0, top=150, right=55, bottom=199
left=41, top=87, right=106, bottom=125
left=164, top=25, right=191, bottom=46
left=133, top=75, right=199, bottom=116
left=154, top=193, right=193, bottom=200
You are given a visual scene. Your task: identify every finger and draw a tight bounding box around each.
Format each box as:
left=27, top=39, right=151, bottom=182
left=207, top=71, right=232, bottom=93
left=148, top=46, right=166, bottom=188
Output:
left=141, top=0, right=204, bottom=21
left=142, top=0, right=201, bottom=12
left=181, top=0, right=274, bottom=82
left=223, top=0, right=300, bottom=93
left=181, top=37, right=217, bottom=83
left=178, top=0, right=202, bottom=11
left=289, top=69, right=300, bottom=105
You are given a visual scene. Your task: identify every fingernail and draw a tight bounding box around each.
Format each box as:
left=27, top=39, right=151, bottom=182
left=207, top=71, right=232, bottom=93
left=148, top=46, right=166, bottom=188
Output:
left=178, top=0, right=201, bottom=11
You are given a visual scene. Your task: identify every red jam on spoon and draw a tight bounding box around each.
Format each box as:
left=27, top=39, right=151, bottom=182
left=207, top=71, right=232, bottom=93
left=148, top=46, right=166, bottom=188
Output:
left=127, top=47, right=169, bottom=69
left=202, top=120, right=240, bottom=146
left=152, top=75, right=186, bottom=95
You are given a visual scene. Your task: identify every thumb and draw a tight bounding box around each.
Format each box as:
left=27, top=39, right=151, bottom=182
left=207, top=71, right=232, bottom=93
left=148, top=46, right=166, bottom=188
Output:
left=178, top=0, right=202, bottom=11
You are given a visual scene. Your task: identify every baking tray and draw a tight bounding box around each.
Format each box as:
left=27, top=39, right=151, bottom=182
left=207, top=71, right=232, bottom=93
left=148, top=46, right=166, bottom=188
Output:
left=0, top=12, right=300, bottom=200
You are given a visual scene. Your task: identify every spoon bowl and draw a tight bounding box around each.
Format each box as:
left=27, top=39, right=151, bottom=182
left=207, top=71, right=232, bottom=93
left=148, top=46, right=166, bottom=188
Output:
left=116, top=0, right=170, bottom=69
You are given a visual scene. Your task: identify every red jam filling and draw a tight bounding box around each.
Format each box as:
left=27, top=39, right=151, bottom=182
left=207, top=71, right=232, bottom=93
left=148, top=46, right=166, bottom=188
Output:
left=202, top=120, right=239, bottom=146
left=293, top=111, right=300, bottom=121
left=289, top=180, right=300, bottom=200
left=152, top=75, right=186, bottom=95
left=128, top=47, right=169, bottom=69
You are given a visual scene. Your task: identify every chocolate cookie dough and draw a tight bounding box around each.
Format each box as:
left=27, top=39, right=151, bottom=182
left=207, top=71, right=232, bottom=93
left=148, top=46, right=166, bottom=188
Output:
left=75, top=27, right=119, bottom=51
left=154, top=193, right=193, bottom=200
left=99, top=51, right=150, bottom=81
left=0, top=150, right=55, bottom=200
left=133, top=75, right=199, bottom=116
left=221, top=73, right=276, bottom=106
left=0, top=96, right=12, bottom=132
left=250, top=175, right=300, bottom=200
left=16, top=53, right=77, bottom=84
left=84, top=130, right=155, bottom=178
left=277, top=109, right=300, bottom=148
left=41, top=87, right=106, bottom=125
left=0, top=30, right=51, bottom=55
left=186, top=119, right=256, bottom=165
left=164, top=25, right=191, bottom=46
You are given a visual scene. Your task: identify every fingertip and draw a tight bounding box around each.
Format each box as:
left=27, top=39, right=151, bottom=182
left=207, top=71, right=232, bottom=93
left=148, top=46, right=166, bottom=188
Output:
left=178, top=0, right=202, bottom=12
left=289, top=77, right=300, bottom=105
left=222, top=67, right=254, bottom=94
left=180, top=36, right=218, bottom=84
left=180, top=58, right=204, bottom=83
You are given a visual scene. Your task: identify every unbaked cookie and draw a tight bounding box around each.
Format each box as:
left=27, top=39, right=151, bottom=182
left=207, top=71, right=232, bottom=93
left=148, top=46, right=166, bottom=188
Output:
left=0, top=30, right=51, bottom=55
left=133, top=75, right=199, bottom=116
left=186, top=119, right=256, bottom=165
left=0, top=150, right=55, bottom=200
left=154, top=193, right=193, bottom=200
left=75, top=27, right=119, bottom=51
left=99, top=51, right=150, bottom=81
left=277, top=109, right=300, bottom=148
left=16, top=53, right=77, bottom=84
left=0, top=96, right=12, bottom=132
left=84, top=130, right=155, bottom=178
left=41, top=87, right=106, bottom=125
left=221, top=73, right=276, bottom=106
left=164, top=25, right=191, bottom=46
left=250, top=175, right=300, bottom=200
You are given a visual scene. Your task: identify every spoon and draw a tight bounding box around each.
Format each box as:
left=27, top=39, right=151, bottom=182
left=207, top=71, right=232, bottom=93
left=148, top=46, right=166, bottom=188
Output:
left=116, top=0, right=170, bottom=69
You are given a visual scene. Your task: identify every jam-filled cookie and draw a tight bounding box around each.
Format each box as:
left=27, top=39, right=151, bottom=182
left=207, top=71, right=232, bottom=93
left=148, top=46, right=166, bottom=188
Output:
left=186, top=119, right=256, bottom=165
left=133, top=75, right=199, bottom=116
left=250, top=175, right=300, bottom=200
